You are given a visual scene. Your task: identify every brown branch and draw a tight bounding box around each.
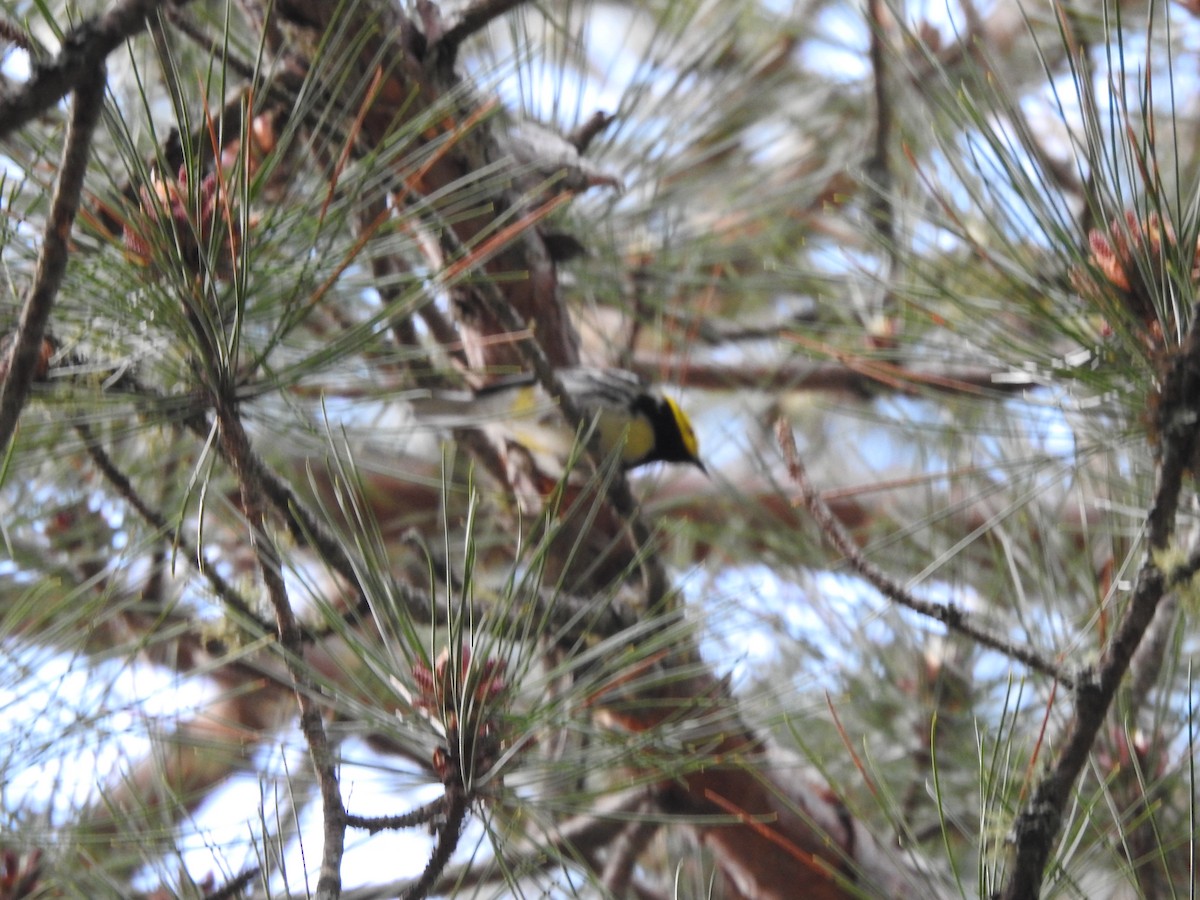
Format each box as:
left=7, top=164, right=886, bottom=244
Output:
left=275, top=0, right=576, bottom=372
left=1000, top=316, right=1200, bottom=897
left=775, top=418, right=1076, bottom=689
left=202, top=867, right=260, bottom=900
left=567, top=110, right=615, bottom=153
left=0, top=15, right=39, bottom=54
left=347, top=797, right=445, bottom=834
left=294, top=356, right=1035, bottom=404
left=0, top=0, right=172, bottom=139
left=650, top=677, right=862, bottom=899
left=399, top=785, right=469, bottom=900
left=437, top=0, right=526, bottom=52
left=211, top=387, right=346, bottom=900
left=628, top=355, right=1038, bottom=398
left=0, top=65, right=105, bottom=455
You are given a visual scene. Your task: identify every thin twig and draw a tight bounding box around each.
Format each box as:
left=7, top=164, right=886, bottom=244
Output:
left=347, top=797, right=446, bottom=834
left=74, top=422, right=274, bottom=632
left=438, top=0, right=525, bottom=53
left=774, top=419, right=1076, bottom=689
left=202, top=867, right=260, bottom=900
left=296, top=356, right=1035, bottom=403
left=0, top=65, right=106, bottom=455
left=627, top=354, right=1038, bottom=398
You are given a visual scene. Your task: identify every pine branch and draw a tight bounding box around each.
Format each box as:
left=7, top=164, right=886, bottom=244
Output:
left=0, top=65, right=105, bottom=454
left=1000, top=312, right=1200, bottom=898
left=346, top=797, right=445, bottom=834
left=628, top=355, right=1040, bottom=398
left=210, top=384, right=346, bottom=900
left=0, top=0, right=172, bottom=138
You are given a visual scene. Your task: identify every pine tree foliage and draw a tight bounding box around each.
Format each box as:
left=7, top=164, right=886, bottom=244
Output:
left=1, top=0, right=1199, bottom=897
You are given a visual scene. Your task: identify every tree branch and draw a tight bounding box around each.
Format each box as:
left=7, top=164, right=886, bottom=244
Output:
left=999, top=314, right=1200, bottom=898
left=399, top=783, right=468, bottom=900
left=346, top=797, right=445, bottom=834
left=0, top=65, right=105, bottom=455
left=211, top=387, right=346, bottom=900
left=0, top=0, right=171, bottom=139
left=628, top=354, right=1040, bottom=398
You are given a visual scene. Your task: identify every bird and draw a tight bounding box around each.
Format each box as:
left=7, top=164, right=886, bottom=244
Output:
left=408, top=367, right=705, bottom=475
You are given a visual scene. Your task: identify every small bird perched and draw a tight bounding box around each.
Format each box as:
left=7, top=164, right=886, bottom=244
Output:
left=409, top=367, right=705, bottom=475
